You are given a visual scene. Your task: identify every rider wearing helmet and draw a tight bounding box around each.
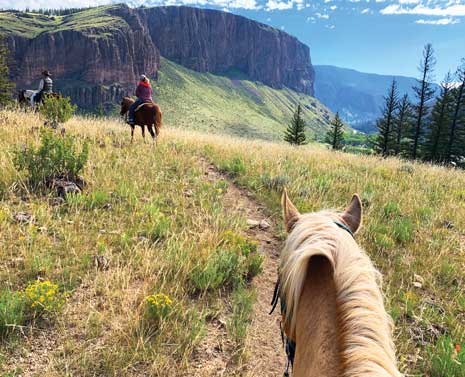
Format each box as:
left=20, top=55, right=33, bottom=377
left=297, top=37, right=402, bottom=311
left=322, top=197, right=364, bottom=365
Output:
left=33, top=70, right=53, bottom=106
left=128, top=74, right=153, bottom=126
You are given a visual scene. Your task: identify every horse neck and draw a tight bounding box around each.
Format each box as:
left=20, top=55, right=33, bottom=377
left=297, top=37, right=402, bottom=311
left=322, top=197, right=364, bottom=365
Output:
left=334, top=245, right=401, bottom=377
left=281, top=220, right=400, bottom=377
left=293, top=255, right=342, bottom=377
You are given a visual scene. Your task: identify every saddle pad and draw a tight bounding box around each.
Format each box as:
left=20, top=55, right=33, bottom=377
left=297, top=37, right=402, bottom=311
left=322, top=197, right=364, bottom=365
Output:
left=135, top=102, right=153, bottom=112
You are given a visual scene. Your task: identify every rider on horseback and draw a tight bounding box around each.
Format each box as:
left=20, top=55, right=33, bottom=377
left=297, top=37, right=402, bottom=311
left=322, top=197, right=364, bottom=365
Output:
left=127, top=74, right=153, bottom=126
left=32, top=70, right=53, bottom=106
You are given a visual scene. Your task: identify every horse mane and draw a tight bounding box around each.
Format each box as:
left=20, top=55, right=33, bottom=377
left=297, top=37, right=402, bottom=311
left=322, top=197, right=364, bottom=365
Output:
left=280, top=210, right=401, bottom=376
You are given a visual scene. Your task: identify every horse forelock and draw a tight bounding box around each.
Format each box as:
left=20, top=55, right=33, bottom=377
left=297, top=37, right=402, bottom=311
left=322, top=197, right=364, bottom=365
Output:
left=280, top=210, right=401, bottom=376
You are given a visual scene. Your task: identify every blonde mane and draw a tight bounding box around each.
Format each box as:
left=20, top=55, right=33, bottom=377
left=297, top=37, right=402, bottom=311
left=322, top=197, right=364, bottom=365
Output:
left=280, top=210, right=401, bottom=376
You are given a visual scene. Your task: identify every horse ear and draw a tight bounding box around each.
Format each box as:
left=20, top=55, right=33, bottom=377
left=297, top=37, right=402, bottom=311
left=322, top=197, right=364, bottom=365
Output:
left=341, top=194, right=362, bottom=234
left=282, top=188, right=300, bottom=233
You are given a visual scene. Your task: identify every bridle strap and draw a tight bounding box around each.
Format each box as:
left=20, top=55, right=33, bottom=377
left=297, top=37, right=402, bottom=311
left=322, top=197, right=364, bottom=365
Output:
left=269, top=276, right=281, bottom=315
left=334, top=220, right=354, bottom=238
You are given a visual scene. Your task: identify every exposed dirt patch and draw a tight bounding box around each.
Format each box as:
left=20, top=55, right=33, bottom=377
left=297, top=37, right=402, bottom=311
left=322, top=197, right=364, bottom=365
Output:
left=190, top=158, right=286, bottom=377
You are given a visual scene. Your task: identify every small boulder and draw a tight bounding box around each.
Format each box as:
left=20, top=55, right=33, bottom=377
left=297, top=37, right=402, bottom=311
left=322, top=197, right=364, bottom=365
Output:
left=52, top=179, right=81, bottom=198
left=13, top=211, right=34, bottom=224
left=259, top=220, right=271, bottom=230
left=93, top=255, right=110, bottom=271
left=246, top=219, right=260, bottom=228
left=49, top=197, right=65, bottom=206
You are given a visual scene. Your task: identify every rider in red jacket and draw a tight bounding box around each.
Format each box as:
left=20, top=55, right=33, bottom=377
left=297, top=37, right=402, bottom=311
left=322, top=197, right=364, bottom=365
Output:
left=128, top=75, right=153, bottom=125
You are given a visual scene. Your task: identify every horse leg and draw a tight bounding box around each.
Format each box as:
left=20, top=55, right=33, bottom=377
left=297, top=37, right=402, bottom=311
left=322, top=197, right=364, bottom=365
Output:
left=148, top=125, right=156, bottom=146
left=142, top=125, right=146, bottom=144
left=130, top=126, right=135, bottom=144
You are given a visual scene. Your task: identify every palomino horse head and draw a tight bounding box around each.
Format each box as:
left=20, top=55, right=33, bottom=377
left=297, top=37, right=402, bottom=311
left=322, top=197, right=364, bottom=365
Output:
left=277, top=190, right=401, bottom=377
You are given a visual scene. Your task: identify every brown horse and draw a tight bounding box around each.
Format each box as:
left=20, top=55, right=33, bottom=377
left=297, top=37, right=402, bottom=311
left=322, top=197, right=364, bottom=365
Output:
left=275, top=190, right=401, bottom=377
left=120, top=97, right=162, bottom=144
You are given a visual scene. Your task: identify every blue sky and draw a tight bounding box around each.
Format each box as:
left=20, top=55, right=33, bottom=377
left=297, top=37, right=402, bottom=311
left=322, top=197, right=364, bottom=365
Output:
left=2, top=0, right=465, bottom=80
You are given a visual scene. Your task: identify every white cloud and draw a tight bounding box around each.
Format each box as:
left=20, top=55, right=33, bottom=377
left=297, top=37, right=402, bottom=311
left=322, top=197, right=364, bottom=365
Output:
left=325, top=24, right=335, bottom=28
left=415, top=17, right=460, bottom=24
left=228, top=0, right=260, bottom=9
left=265, top=0, right=306, bottom=10
left=315, top=11, right=330, bottom=18
left=380, top=3, right=465, bottom=16
left=361, top=7, right=372, bottom=13
left=330, top=5, right=337, bottom=10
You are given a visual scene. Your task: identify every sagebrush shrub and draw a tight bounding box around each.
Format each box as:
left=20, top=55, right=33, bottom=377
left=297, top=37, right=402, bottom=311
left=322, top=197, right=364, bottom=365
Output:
left=227, top=287, right=255, bottom=344
left=190, top=231, right=263, bottom=292
left=39, top=95, right=77, bottom=125
left=13, top=129, right=89, bottom=190
left=219, top=157, right=246, bottom=177
left=0, top=290, right=26, bottom=338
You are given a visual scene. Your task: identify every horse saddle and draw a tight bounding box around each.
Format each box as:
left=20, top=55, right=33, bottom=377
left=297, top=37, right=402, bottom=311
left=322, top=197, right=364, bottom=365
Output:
left=135, top=101, right=154, bottom=112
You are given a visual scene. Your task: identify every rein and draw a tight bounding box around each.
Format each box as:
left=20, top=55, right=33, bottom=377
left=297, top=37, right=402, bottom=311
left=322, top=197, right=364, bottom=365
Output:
left=270, top=220, right=354, bottom=377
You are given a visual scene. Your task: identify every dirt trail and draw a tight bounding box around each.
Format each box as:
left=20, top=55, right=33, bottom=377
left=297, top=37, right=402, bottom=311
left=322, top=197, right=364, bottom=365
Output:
left=190, top=158, right=286, bottom=376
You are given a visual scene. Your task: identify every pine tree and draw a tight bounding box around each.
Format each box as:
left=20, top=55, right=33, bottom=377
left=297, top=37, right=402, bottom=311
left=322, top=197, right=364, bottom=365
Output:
left=424, top=73, right=454, bottom=162
left=393, top=94, right=413, bottom=156
left=375, top=79, right=398, bottom=156
left=326, top=112, right=344, bottom=150
left=410, top=44, right=436, bottom=159
left=284, top=104, right=307, bottom=146
left=445, top=60, right=465, bottom=164
left=0, top=36, right=15, bottom=106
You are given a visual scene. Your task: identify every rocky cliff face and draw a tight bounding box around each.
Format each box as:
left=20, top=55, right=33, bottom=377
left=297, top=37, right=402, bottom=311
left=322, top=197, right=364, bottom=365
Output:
left=139, top=6, right=314, bottom=95
left=3, top=5, right=314, bottom=110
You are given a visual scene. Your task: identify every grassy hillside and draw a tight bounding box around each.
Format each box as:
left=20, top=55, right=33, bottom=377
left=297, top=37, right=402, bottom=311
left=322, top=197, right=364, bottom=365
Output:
left=156, top=58, right=332, bottom=140
left=1, top=110, right=464, bottom=376
left=0, top=6, right=124, bottom=38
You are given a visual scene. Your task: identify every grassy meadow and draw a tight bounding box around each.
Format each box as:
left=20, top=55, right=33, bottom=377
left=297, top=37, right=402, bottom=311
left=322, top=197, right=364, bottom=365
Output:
left=0, top=109, right=464, bottom=376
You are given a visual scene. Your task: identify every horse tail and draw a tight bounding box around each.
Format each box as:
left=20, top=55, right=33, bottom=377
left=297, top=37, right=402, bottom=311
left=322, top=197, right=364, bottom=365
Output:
left=154, top=104, right=163, bottom=136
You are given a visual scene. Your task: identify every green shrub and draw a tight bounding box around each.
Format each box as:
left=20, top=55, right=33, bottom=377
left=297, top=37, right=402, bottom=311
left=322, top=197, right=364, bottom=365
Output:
left=13, top=129, right=89, bottom=190
left=190, top=231, right=263, bottom=292
left=227, top=287, right=255, bottom=345
left=245, top=253, right=264, bottom=278
left=190, top=249, right=242, bottom=291
left=0, top=290, right=26, bottom=338
left=219, top=157, right=246, bottom=177
left=428, top=336, right=465, bottom=377
left=392, top=218, right=414, bottom=243
left=139, top=206, right=171, bottom=242
left=261, top=173, right=289, bottom=191
left=39, top=95, right=77, bottom=125
left=383, top=202, right=401, bottom=218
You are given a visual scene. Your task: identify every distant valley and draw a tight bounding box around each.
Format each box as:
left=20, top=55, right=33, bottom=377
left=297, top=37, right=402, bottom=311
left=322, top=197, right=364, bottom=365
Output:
left=314, top=65, right=439, bottom=133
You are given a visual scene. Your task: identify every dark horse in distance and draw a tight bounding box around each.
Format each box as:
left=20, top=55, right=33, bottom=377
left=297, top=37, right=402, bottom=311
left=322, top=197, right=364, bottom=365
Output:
left=120, top=97, right=163, bottom=144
